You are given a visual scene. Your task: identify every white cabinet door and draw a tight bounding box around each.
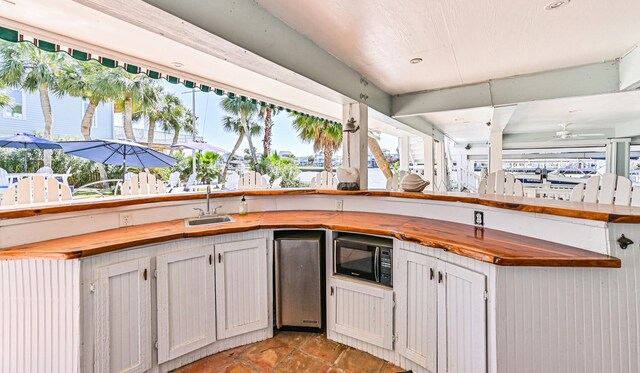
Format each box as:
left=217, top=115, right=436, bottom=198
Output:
left=437, top=261, right=487, bottom=373
left=156, top=245, right=216, bottom=363
left=95, top=257, right=151, bottom=373
left=215, top=238, right=268, bottom=339
left=396, top=249, right=438, bottom=371
left=329, top=276, right=394, bottom=350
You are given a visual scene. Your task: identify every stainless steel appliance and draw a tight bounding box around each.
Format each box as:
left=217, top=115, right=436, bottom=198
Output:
left=275, top=231, right=324, bottom=329
left=334, top=233, right=393, bottom=286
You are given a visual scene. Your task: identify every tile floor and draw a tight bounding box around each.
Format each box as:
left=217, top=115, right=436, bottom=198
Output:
left=173, top=331, right=407, bottom=373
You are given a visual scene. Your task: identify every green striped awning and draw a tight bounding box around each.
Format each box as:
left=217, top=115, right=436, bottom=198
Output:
left=0, top=26, right=342, bottom=126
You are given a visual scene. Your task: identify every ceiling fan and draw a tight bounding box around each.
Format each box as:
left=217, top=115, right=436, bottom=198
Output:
left=552, top=123, right=604, bottom=140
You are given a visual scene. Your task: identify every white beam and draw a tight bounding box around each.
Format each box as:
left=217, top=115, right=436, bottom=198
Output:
left=343, top=103, right=369, bottom=190
left=125, top=0, right=392, bottom=115
left=392, top=62, right=620, bottom=117
left=620, top=44, right=640, bottom=90
left=489, top=131, right=503, bottom=173
left=606, top=138, right=631, bottom=177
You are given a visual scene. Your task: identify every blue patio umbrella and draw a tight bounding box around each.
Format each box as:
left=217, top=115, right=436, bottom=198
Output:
left=0, top=133, right=62, bottom=171
left=171, top=140, right=228, bottom=174
left=60, top=139, right=177, bottom=179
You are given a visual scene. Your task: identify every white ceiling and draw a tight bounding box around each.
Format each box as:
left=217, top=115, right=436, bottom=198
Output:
left=257, top=0, right=640, bottom=95
left=420, top=107, right=492, bottom=144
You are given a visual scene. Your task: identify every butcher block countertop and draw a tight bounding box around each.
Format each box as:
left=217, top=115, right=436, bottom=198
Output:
left=1, top=189, right=640, bottom=223
left=0, top=210, right=621, bottom=268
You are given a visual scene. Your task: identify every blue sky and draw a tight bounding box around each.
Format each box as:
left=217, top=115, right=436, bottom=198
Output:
left=162, top=81, right=398, bottom=157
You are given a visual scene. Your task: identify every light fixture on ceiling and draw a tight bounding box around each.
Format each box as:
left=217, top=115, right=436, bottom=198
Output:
left=410, top=58, right=423, bottom=64
left=171, top=62, right=184, bottom=68
left=544, top=0, right=570, bottom=10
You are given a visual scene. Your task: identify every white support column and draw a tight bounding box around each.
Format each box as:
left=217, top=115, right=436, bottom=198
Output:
left=423, top=135, right=434, bottom=191
left=489, top=131, right=503, bottom=172
left=606, top=138, right=631, bottom=177
left=435, top=140, right=446, bottom=191
left=399, top=136, right=410, bottom=171
left=342, top=102, right=369, bottom=189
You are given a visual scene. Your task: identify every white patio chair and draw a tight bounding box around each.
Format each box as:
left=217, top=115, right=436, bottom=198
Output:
left=478, top=170, right=524, bottom=197
left=569, top=173, right=640, bottom=206
left=183, top=173, right=198, bottom=192
left=271, top=176, right=283, bottom=189
left=224, top=172, right=240, bottom=190
left=120, top=172, right=167, bottom=196
left=36, top=166, right=53, bottom=174
left=386, top=170, right=409, bottom=191
left=0, top=167, right=8, bottom=187
left=238, top=171, right=269, bottom=190
left=310, top=170, right=338, bottom=190
left=1, top=175, right=72, bottom=206
left=167, top=171, right=181, bottom=188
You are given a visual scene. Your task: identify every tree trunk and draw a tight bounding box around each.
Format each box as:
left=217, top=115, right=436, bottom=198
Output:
left=147, top=117, right=156, bottom=146
left=81, top=102, right=97, bottom=140
left=368, top=136, right=393, bottom=179
left=221, top=133, right=244, bottom=184
left=123, top=96, right=135, bottom=141
left=262, top=108, right=273, bottom=156
left=39, top=85, right=54, bottom=168
left=170, top=127, right=180, bottom=155
left=323, top=146, right=333, bottom=172
left=242, top=115, right=258, bottom=165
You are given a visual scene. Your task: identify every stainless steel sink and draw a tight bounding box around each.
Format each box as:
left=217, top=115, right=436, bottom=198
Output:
left=185, top=215, right=234, bottom=226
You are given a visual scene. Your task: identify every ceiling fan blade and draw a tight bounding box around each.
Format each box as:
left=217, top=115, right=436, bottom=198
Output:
left=570, top=133, right=605, bottom=137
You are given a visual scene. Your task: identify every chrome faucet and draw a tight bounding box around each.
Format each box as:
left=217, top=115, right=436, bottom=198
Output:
left=194, top=185, right=222, bottom=217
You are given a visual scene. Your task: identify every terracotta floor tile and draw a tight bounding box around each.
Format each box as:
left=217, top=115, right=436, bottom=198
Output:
left=272, top=331, right=316, bottom=347
left=335, top=348, right=385, bottom=373
left=223, top=344, right=251, bottom=358
left=381, top=362, right=406, bottom=373
left=241, top=337, right=295, bottom=372
left=174, top=353, right=235, bottom=373
left=300, top=336, right=348, bottom=364
left=225, top=362, right=259, bottom=373
left=273, top=350, right=332, bottom=373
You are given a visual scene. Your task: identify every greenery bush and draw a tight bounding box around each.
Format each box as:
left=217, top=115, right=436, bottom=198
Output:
left=253, top=153, right=303, bottom=188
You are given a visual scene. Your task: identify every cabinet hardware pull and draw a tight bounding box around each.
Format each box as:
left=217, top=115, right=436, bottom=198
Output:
left=330, top=286, right=334, bottom=296
left=209, top=254, right=212, bottom=265
left=430, top=268, right=434, bottom=280
left=218, top=253, right=222, bottom=263
left=143, top=268, right=148, bottom=281
left=438, top=271, right=443, bottom=283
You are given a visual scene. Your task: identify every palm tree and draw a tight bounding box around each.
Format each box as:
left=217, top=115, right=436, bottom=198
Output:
left=100, top=69, right=155, bottom=141
left=0, top=88, right=13, bottom=109
left=0, top=41, right=67, bottom=167
left=220, top=97, right=261, bottom=165
left=368, top=135, right=392, bottom=179
left=56, top=61, right=117, bottom=140
left=220, top=115, right=262, bottom=180
left=130, top=82, right=164, bottom=145
left=154, top=96, right=195, bottom=151
left=258, top=105, right=279, bottom=156
left=292, top=114, right=342, bottom=172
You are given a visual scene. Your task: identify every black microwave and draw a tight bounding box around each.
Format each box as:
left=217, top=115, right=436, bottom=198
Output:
left=334, top=234, right=393, bottom=287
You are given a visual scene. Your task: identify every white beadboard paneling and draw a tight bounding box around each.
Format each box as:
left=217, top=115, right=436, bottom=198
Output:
left=0, top=259, right=80, bottom=373
left=215, top=238, right=269, bottom=339
left=438, top=261, right=487, bottom=373
left=94, top=257, right=151, bottom=373
left=395, top=249, right=437, bottom=371
left=494, top=222, right=640, bottom=373
left=329, top=276, right=394, bottom=350
left=156, top=245, right=216, bottom=363
left=80, top=230, right=272, bottom=373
